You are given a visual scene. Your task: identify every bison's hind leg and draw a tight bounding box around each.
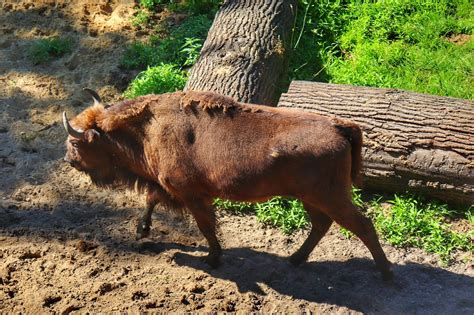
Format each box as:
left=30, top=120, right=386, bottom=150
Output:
left=322, top=199, right=393, bottom=281
left=186, top=199, right=222, bottom=268
left=289, top=202, right=333, bottom=266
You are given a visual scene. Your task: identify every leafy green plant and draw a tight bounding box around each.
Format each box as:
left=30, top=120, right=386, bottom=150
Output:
left=28, top=37, right=73, bottom=65
left=153, top=14, right=213, bottom=65
left=123, top=64, right=187, bottom=98
left=351, top=186, right=364, bottom=208
left=180, top=37, right=203, bottom=66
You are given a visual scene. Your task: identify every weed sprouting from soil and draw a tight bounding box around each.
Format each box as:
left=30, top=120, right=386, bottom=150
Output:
left=28, top=37, right=73, bottom=65
left=131, top=9, right=151, bottom=27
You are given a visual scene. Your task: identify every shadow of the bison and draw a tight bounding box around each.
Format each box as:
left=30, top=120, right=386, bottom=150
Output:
left=167, top=247, right=474, bottom=314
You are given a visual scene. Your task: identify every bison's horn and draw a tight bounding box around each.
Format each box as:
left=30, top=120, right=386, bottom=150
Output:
left=62, top=112, right=84, bottom=139
left=83, top=88, right=101, bottom=105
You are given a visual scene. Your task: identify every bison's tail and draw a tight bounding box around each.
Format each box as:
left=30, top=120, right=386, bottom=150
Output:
left=334, top=121, right=363, bottom=188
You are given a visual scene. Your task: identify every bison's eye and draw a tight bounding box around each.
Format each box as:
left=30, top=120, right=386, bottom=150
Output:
left=71, top=141, right=80, bottom=148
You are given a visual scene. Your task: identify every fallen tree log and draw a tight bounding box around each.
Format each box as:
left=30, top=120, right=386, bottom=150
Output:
left=278, top=81, right=474, bottom=205
left=184, top=0, right=297, bottom=105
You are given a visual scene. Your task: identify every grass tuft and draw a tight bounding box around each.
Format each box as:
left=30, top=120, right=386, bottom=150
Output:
left=28, top=37, right=73, bottom=65
left=214, top=197, right=308, bottom=235
left=131, top=9, right=151, bottom=27
left=213, top=198, right=254, bottom=214
left=120, top=42, right=156, bottom=70
left=254, top=197, right=309, bottom=235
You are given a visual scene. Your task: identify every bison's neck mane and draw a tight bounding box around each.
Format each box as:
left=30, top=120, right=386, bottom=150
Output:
left=91, top=127, right=153, bottom=193
left=89, top=128, right=183, bottom=212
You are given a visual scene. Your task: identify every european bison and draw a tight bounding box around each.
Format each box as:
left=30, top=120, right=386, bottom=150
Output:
left=63, top=90, right=392, bottom=280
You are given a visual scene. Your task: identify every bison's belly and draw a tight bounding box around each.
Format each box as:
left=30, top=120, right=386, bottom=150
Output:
left=209, top=158, right=313, bottom=201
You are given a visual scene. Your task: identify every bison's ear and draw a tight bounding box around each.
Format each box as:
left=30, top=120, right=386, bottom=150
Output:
left=84, top=129, right=100, bottom=143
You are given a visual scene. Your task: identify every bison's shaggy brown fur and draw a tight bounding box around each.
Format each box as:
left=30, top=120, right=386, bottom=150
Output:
left=63, top=90, right=392, bottom=280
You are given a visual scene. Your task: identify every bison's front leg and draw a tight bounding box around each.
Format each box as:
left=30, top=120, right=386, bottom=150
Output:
left=136, top=187, right=160, bottom=240
left=186, top=199, right=222, bottom=268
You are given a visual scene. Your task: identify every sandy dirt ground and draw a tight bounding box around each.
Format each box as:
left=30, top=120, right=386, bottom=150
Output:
left=0, top=1, right=473, bottom=313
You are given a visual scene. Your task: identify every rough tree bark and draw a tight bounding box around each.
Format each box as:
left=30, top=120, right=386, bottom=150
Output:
left=278, top=81, right=474, bottom=205
left=184, top=0, right=297, bottom=105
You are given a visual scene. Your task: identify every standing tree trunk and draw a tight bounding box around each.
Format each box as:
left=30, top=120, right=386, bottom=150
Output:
left=184, top=0, right=297, bottom=106
left=278, top=81, right=474, bottom=205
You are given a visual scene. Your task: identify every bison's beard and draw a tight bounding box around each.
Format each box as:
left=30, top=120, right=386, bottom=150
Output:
left=87, top=168, right=150, bottom=192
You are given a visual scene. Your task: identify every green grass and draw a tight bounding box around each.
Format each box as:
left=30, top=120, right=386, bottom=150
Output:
left=120, top=42, right=156, bottom=70
left=214, top=197, right=309, bottom=235
left=28, top=37, right=73, bottom=65
left=467, top=207, right=474, bottom=225
left=123, top=64, right=187, bottom=98
left=254, top=197, right=309, bottom=234
left=290, top=0, right=474, bottom=99
left=368, top=195, right=473, bottom=264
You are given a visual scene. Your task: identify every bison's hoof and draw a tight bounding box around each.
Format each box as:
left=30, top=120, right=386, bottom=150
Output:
left=136, top=223, right=151, bottom=240
left=204, top=255, right=221, bottom=269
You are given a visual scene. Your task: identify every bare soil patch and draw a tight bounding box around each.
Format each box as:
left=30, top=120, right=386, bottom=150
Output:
left=1, top=1, right=473, bottom=313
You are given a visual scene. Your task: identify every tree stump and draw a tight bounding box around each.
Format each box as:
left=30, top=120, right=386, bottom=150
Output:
left=184, top=0, right=297, bottom=105
left=278, top=81, right=474, bottom=205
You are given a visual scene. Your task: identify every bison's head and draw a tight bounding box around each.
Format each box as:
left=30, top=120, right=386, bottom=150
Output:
left=62, top=89, right=153, bottom=189
left=62, top=89, right=118, bottom=186
left=62, top=112, right=115, bottom=183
